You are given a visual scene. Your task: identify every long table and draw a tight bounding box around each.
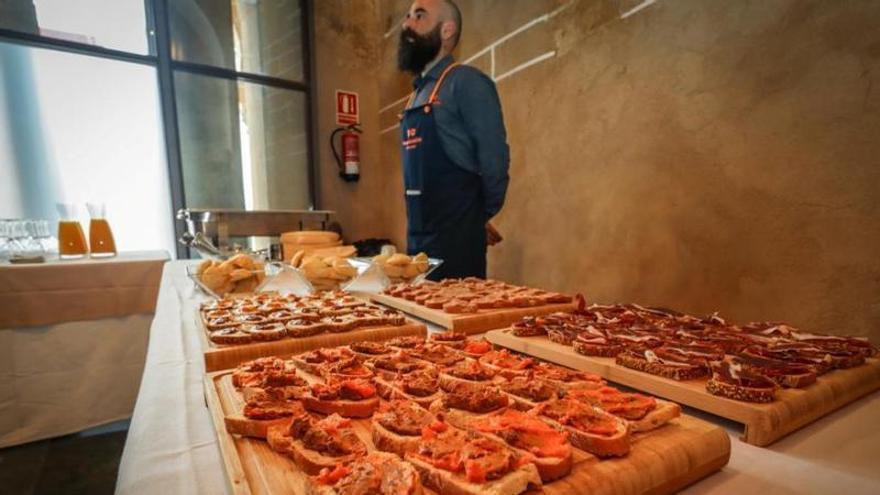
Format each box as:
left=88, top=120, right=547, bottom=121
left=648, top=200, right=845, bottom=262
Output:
left=115, top=260, right=880, bottom=494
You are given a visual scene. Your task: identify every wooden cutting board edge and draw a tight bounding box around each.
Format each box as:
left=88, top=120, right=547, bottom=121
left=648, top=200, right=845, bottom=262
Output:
left=368, top=292, right=577, bottom=334
left=196, top=307, right=428, bottom=372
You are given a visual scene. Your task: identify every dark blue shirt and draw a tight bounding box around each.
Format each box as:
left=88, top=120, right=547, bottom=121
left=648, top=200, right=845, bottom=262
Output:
left=408, top=55, right=510, bottom=218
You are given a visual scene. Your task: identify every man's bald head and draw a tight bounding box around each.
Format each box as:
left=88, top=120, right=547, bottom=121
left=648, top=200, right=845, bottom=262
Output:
left=398, top=0, right=464, bottom=73
left=441, top=0, right=462, bottom=47
left=403, top=0, right=462, bottom=51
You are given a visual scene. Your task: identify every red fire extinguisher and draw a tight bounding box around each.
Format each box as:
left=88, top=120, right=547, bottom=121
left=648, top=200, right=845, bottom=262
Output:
left=330, top=124, right=362, bottom=182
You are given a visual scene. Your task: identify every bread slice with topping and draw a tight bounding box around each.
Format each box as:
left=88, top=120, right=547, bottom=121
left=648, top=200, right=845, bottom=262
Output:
left=405, top=423, right=541, bottom=495
left=469, top=408, right=573, bottom=482
left=374, top=369, right=443, bottom=408
left=428, top=382, right=510, bottom=430
left=706, top=357, right=777, bottom=403
left=225, top=385, right=309, bottom=438
left=307, top=452, right=423, bottom=495
left=371, top=400, right=442, bottom=457
left=438, top=359, right=500, bottom=392
left=497, top=376, right=558, bottom=411
left=301, top=378, right=380, bottom=418
left=565, top=386, right=680, bottom=433
left=616, top=349, right=706, bottom=381
left=266, top=412, right=367, bottom=475
left=531, top=399, right=630, bottom=458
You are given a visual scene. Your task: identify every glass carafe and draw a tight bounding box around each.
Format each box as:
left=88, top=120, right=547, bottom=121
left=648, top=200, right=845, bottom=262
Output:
left=87, top=203, right=117, bottom=257
left=57, top=203, right=88, bottom=259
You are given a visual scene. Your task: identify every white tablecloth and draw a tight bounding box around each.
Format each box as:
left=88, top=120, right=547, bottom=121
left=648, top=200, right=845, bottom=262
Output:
left=116, top=260, right=880, bottom=494
left=0, top=251, right=166, bottom=448
left=0, top=314, right=152, bottom=448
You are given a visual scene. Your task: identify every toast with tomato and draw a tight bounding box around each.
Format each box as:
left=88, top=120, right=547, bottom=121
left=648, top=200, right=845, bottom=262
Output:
left=371, top=400, right=442, bottom=457
left=414, top=343, right=467, bottom=367
left=531, top=399, right=630, bottom=457
left=531, top=363, right=605, bottom=391
left=469, top=408, right=573, bottom=482
left=429, top=382, right=509, bottom=430
left=459, top=339, right=493, bottom=359
left=429, top=330, right=468, bottom=349
left=293, top=347, right=358, bottom=375
left=478, top=350, right=535, bottom=378
left=301, top=378, right=380, bottom=418
left=266, top=411, right=367, bottom=475
left=231, top=356, right=303, bottom=389
left=405, top=422, right=541, bottom=495
left=225, top=385, right=309, bottom=438
left=497, top=376, right=558, bottom=411
left=439, top=359, right=500, bottom=392
left=318, top=356, right=374, bottom=380
left=566, top=386, right=680, bottom=433
left=365, top=350, right=432, bottom=380
left=307, top=452, right=423, bottom=495
left=374, top=368, right=443, bottom=408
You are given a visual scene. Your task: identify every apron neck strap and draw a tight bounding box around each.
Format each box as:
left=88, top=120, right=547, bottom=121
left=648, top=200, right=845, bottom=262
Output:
left=404, top=91, right=418, bottom=110
left=399, top=62, right=461, bottom=120
left=428, top=62, right=460, bottom=104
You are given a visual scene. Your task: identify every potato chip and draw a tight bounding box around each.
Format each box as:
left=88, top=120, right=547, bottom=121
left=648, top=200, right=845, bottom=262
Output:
left=384, top=264, right=405, bottom=278
left=196, top=259, right=214, bottom=276
left=291, top=250, right=305, bottom=268
left=220, top=281, right=236, bottom=295
left=235, top=277, right=258, bottom=293
left=387, top=254, right=411, bottom=266
left=403, top=263, right=421, bottom=278
left=227, top=253, right=254, bottom=270
left=229, top=268, right=253, bottom=282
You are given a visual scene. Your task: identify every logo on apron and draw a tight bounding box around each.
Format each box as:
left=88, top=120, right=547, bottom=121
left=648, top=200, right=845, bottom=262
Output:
left=402, top=127, right=422, bottom=150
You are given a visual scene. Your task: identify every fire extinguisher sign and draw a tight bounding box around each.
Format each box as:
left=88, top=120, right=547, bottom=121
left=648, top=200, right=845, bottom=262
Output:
left=336, top=90, right=359, bottom=126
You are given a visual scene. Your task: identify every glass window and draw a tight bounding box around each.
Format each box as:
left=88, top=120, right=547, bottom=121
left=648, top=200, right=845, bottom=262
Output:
left=174, top=71, right=311, bottom=211
left=0, top=0, right=151, bottom=54
left=169, top=0, right=305, bottom=82
left=0, top=41, right=175, bottom=253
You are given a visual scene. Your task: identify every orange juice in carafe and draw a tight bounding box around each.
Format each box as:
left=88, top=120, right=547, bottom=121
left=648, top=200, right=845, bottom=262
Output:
left=56, top=203, right=88, bottom=259
left=58, top=221, right=88, bottom=258
left=87, top=203, right=116, bottom=257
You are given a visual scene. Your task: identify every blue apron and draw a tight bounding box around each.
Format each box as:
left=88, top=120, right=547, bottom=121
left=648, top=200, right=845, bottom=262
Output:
left=400, top=63, right=487, bottom=280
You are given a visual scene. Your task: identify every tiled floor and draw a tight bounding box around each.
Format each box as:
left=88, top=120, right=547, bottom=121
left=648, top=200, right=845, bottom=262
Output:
left=0, top=420, right=129, bottom=495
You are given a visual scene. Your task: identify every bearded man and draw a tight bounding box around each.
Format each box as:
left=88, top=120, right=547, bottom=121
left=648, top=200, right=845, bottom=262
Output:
left=397, top=0, right=509, bottom=280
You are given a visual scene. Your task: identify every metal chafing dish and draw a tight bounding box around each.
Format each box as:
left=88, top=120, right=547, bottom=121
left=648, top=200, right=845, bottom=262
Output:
left=176, top=208, right=336, bottom=258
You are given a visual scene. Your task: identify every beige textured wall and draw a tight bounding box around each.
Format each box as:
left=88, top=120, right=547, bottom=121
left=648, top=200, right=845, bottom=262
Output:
left=313, top=0, right=393, bottom=242
left=318, top=0, right=880, bottom=339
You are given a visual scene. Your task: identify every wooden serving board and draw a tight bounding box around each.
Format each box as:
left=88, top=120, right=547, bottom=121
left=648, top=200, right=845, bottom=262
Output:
left=198, top=314, right=426, bottom=372
left=204, top=370, right=730, bottom=495
left=486, top=329, right=880, bottom=446
left=369, top=292, right=576, bottom=334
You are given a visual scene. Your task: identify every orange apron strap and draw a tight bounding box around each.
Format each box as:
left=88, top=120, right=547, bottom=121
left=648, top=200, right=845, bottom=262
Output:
left=405, top=90, right=418, bottom=109
left=428, top=62, right=461, bottom=104
left=399, top=90, right=419, bottom=120
left=400, top=62, right=460, bottom=119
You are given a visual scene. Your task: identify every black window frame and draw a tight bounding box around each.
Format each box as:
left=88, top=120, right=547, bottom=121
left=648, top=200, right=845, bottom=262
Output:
left=0, top=0, right=317, bottom=259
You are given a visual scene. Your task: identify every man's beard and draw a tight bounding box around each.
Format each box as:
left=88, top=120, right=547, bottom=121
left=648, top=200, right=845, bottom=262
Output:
left=397, top=24, right=442, bottom=74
